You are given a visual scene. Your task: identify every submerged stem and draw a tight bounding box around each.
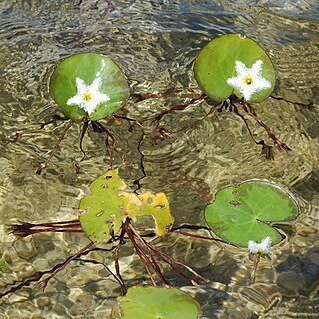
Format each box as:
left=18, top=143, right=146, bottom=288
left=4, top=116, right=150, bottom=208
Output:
left=127, top=222, right=207, bottom=286
left=114, top=220, right=129, bottom=294
left=37, top=241, right=94, bottom=290
left=141, top=94, right=206, bottom=123
left=270, top=95, right=314, bottom=109
left=0, top=241, right=95, bottom=299
left=243, top=103, right=291, bottom=152
left=91, top=120, right=124, bottom=168
left=125, top=222, right=168, bottom=286
left=171, top=229, right=228, bottom=244
left=36, top=120, right=74, bottom=174
left=79, top=120, right=89, bottom=160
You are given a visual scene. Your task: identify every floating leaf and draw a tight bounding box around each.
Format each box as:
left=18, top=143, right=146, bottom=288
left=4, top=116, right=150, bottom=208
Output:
left=79, top=169, right=127, bottom=243
left=194, top=34, right=275, bottom=102
left=205, top=180, right=298, bottom=247
left=137, top=192, right=173, bottom=236
left=79, top=169, right=174, bottom=243
left=111, top=286, right=201, bottom=319
left=50, top=53, right=130, bottom=122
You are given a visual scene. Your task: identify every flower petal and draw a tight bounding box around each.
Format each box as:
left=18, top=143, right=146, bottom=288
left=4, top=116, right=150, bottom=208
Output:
left=66, top=76, right=111, bottom=115
left=241, top=85, right=256, bottom=101
left=67, top=94, right=84, bottom=106
left=75, top=77, right=87, bottom=93
left=254, top=77, right=271, bottom=90
left=234, top=61, right=248, bottom=77
left=89, top=77, right=102, bottom=92
left=226, top=77, right=242, bottom=89
left=226, top=59, right=271, bottom=101
left=250, top=60, right=263, bottom=77
left=87, top=92, right=110, bottom=115
left=248, top=236, right=272, bottom=254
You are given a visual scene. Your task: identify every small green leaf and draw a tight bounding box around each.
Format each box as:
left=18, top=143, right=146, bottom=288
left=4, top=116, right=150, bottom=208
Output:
left=194, top=34, right=275, bottom=102
left=111, top=286, right=201, bottom=319
left=0, top=258, right=9, bottom=273
left=79, top=169, right=174, bottom=243
left=50, top=53, right=130, bottom=122
left=205, top=180, right=298, bottom=247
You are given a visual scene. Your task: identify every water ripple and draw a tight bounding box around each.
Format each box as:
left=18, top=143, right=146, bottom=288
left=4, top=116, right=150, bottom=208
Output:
left=0, top=0, right=319, bottom=317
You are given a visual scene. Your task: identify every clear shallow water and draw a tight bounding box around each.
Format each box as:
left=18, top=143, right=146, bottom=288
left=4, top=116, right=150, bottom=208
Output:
left=0, top=0, right=319, bottom=318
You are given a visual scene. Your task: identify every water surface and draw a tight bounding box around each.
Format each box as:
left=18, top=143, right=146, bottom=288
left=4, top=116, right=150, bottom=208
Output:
left=0, top=0, right=319, bottom=318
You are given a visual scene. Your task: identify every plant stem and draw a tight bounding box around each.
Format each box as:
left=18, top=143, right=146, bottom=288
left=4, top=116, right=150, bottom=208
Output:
left=37, top=241, right=94, bottom=290
left=7, top=220, right=82, bottom=238
left=36, top=120, right=74, bottom=174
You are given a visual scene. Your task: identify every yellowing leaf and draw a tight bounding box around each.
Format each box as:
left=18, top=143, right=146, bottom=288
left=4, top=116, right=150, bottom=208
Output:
left=79, top=169, right=174, bottom=243
left=79, top=169, right=128, bottom=243
left=138, top=192, right=174, bottom=236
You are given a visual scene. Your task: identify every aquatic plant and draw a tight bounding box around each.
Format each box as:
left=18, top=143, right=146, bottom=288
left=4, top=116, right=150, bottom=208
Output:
left=111, top=286, right=201, bottom=319
left=248, top=236, right=272, bottom=256
left=205, top=180, right=299, bottom=247
left=194, top=34, right=286, bottom=157
left=139, top=34, right=313, bottom=158
left=195, top=34, right=275, bottom=103
left=204, top=179, right=299, bottom=282
left=2, top=169, right=220, bottom=298
left=1, top=170, right=300, bottom=310
left=50, top=53, right=130, bottom=122
left=32, top=52, right=130, bottom=173
left=0, top=33, right=310, bottom=312
left=3, top=34, right=313, bottom=174
left=79, top=169, right=174, bottom=242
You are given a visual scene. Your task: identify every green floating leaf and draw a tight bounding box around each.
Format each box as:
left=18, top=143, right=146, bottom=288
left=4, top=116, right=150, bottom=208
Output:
left=205, top=180, right=298, bottom=247
left=111, top=286, right=201, bottom=319
left=79, top=169, right=127, bottom=243
left=50, top=53, right=130, bottom=122
left=194, top=34, right=276, bottom=102
left=79, top=169, right=174, bottom=243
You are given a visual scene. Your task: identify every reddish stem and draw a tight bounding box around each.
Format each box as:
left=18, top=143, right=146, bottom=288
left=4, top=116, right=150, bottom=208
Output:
left=36, top=120, right=74, bottom=175
left=7, top=220, right=82, bottom=238
left=242, top=103, right=291, bottom=152
left=0, top=241, right=95, bottom=299
left=141, top=94, right=206, bottom=123
left=171, top=229, right=227, bottom=243
left=128, top=222, right=207, bottom=285
left=37, top=242, right=94, bottom=290
left=126, top=222, right=169, bottom=285
left=270, top=95, right=314, bottom=109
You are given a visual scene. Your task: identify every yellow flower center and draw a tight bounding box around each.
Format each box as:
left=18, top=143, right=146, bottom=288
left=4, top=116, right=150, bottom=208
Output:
left=82, top=92, right=93, bottom=102
left=243, top=75, right=253, bottom=85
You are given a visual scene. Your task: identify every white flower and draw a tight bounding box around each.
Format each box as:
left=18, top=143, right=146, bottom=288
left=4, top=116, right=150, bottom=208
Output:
left=248, top=236, right=272, bottom=255
left=226, top=60, right=271, bottom=101
left=67, top=77, right=110, bottom=115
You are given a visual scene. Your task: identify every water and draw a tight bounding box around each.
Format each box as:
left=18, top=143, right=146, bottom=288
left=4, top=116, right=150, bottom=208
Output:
left=0, top=0, right=319, bottom=318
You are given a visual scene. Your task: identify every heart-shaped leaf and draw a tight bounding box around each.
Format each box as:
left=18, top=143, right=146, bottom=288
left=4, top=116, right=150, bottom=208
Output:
left=50, top=53, right=130, bottom=122
left=205, top=180, right=298, bottom=247
left=79, top=169, right=174, bottom=243
left=194, top=34, right=275, bottom=102
left=111, top=286, right=201, bottom=319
